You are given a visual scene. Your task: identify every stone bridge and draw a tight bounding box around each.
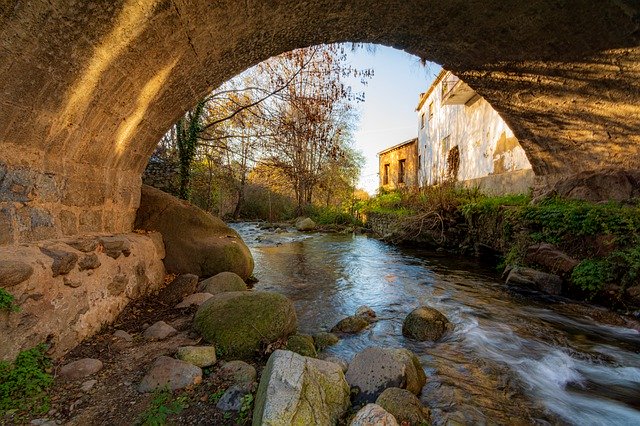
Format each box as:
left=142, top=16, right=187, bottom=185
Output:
left=1, top=0, right=639, bottom=244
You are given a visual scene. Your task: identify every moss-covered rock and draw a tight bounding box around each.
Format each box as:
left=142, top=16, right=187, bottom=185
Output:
left=253, top=350, right=350, bottom=425
left=197, top=271, right=247, bottom=295
left=402, top=306, right=452, bottom=341
left=135, top=185, right=254, bottom=279
left=331, top=315, right=370, bottom=334
left=175, top=346, right=217, bottom=368
left=313, top=332, right=340, bottom=350
left=286, top=334, right=317, bottom=357
left=376, top=387, right=431, bottom=425
left=193, top=291, right=297, bottom=359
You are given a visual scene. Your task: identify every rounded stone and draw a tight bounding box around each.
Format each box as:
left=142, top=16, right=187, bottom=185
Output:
left=402, top=306, right=452, bottom=341
left=143, top=321, right=177, bottom=340
left=217, top=360, right=257, bottom=384
left=345, top=347, right=426, bottom=404
left=138, top=356, right=202, bottom=392
left=375, top=387, right=431, bottom=425
left=175, top=292, right=214, bottom=308
left=285, top=334, right=317, bottom=357
left=193, top=291, right=297, bottom=359
left=176, top=346, right=217, bottom=368
left=0, top=260, right=34, bottom=287
left=331, top=315, right=370, bottom=334
left=313, top=332, right=340, bottom=350
left=197, top=271, right=247, bottom=295
left=59, top=358, right=103, bottom=381
left=350, top=403, right=399, bottom=426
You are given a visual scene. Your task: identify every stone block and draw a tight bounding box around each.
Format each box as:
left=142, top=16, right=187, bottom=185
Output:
left=79, top=210, right=103, bottom=233
left=58, top=210, right=78, bottom=236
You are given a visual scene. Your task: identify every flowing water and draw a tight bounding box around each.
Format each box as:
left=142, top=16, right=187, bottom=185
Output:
left=232, top=223, right=640, bottom=425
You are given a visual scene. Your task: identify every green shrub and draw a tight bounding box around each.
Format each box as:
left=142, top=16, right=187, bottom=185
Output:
left=136, top=388, right=188, bottom=426
left=0, top=288, right=20, bottom=312
left=0, top=344, right=53, bottom=416
left=312, top=207, right=361, bottom=225
left=571, top=259, right=610, bottom=293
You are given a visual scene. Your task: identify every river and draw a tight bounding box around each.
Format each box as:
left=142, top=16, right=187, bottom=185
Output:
left=232, top=223, right=640, bottom=426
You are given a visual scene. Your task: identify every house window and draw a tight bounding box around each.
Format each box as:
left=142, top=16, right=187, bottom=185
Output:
left=383, top=164, right=390, bottom=185
left=428, top=102, right=434, bottom=119
left=398, top=159, right=406, bottom=184
left=418, top=155, right=421, bottom=170
left=420, top=112, right=425, bottom=129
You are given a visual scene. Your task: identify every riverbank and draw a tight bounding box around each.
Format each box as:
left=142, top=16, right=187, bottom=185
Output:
left=362, top=186, right=640, bottom=315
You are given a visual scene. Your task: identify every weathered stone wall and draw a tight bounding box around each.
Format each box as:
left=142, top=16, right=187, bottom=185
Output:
left=379, top=139, right=419, bottom=190
left=0, top=232, right=166, bottom=360
left=0, top=0, right=639, bottom=243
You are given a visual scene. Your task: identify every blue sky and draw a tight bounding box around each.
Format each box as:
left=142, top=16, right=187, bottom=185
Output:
left=345, top=45, right=441, bottom=194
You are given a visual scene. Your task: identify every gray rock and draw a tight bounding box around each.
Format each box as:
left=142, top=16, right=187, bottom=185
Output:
left=506, top=266, right=563, bottom=295
left=355, top=305, right=376, bottom=320
left=80, top=379, right=97, bottom=392
left=295, top=217, right=316, bottom=231
left=138, top=356, right=202, bottom=392
left=175, top=292, right=213, bottom=308
left=216, top=384, right=252, bottom=412
left=375, top=387, right=431, bottom=425
left=525, top=243, right=579, bottom=275
left=98, top=236, right=131, bottom=259
left=217, top=360, right=257, bottom=384
left=402, top=306, right=452, bottom=341
left=0, top=260, right=33, bottom=287
left=78, top=253, right=101, bottom=271
left=40, top=247, right=78, bottom=277
left=197, top=271, right=247, bottom=295
left=253, top=350, right=350, bottom=426
left=59, top=358, right=103, bottom=380
left=63, top=277, right=82, bottom=288
left=64, top=237, right=99, bottom=252
left=176, top=346, right=217, bottom=368
left=157, top=273, right=199, bottom=305
left=30, top=419, right=56, bottom=426
left=113, top=330, right=133, bottom=342
left=345, top=347, right=426, bottom=405
left=350, top=404, right=399, bottom=426
left=322, top=356, right=348, bottom=373
left=143, top=321, right=177, bottom=340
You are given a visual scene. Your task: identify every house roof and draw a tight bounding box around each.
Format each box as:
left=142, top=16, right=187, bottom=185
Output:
left=416, top=69, right=449, bottom=111
left=377, top=137, right=418, bottom=156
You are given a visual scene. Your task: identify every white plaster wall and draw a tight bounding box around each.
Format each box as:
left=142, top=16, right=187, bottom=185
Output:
left=417, top=73, right=532, bottom=186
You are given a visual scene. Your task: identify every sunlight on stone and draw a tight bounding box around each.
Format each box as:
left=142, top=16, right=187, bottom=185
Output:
left=114, top=58, right=178, bottom=156
left=55, top=0, right=159, bottom=133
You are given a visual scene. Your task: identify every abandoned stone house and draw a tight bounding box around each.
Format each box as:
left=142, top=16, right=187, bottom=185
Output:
left=416, top=70, right=534, bottom=194
left=378, top=138, right=419, bottom=190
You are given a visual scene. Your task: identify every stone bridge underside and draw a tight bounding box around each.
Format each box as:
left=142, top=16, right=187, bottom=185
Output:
left=0, top=0, right=639, bottom=244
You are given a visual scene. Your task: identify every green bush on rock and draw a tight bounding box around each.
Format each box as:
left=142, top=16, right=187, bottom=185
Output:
left=193, top=291, right=297, bottom=359
left=0, top=344, right=52, bottom=416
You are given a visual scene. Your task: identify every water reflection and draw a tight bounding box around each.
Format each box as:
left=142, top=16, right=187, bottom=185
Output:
left=233, top=223, right=640, bottom=426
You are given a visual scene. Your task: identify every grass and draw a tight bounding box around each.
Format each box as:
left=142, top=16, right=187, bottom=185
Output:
left=365, top=187, right=640, bottom=301
left=0, top=288, right=20, bottom=312
left=136, top=388, right=188, bottom=426
left=0, top=344, right=53, bottom=418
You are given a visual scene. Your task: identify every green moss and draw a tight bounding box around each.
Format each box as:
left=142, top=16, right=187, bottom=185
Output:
left=0, top=344, right=52, bottom=417
left=312, top=332, right=339, bottom=350
left=285, top=334, right=317, bottom=358
left=193, top=291, right=298, bottom=359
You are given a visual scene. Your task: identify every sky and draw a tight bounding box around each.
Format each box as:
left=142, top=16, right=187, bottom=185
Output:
left=345, top=46, right=441, bottom=194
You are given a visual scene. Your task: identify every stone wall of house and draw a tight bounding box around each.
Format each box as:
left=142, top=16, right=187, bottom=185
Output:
left=0, top=232, right=166, bottom=360
left=379, top=140, right=419, bottom=190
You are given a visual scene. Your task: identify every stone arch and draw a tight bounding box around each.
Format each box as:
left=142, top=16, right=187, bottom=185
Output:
left=0, top=0, right=639, bottom=243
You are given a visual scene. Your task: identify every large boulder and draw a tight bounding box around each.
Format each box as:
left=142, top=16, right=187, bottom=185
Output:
left=375, top=387, right=431, bottom=425
left=253, top=350, right=350, bottom=426
left=345, top=347, right=426, bottom=405
left=295, top=217, right=316, bottom=231
left=197, top=271, right=247, bottom=295
left=505, top=266, right=563, bottom=295
left=402, top=306, right=452, bottom=341
left=545, top=169, right=640, bottom=203
left=135, top=185, right=254, bottom=279
left=193, top=291, right=297, bottom=359
left=524, top=243, right=579, bottom=276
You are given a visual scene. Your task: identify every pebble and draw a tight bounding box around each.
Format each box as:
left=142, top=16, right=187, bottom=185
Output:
left=80, top=379, right=97, bottom=392
left=143, top=321, right=177, bottom=340
left=113, top=330, right=133, bottom=342
left=59, top=358, right=103, bottom=381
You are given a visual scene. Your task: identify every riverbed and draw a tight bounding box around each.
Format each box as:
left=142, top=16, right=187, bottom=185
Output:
left=232, top=222, right=640, bottom=426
